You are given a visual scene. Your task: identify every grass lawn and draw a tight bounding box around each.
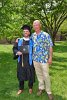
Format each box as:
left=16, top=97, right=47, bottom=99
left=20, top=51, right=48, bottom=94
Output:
left=0, top=41, right=67, bottom=100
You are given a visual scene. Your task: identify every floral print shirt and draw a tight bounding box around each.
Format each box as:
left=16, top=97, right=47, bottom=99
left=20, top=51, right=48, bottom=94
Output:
left=31, top=31, right=53, bottom=63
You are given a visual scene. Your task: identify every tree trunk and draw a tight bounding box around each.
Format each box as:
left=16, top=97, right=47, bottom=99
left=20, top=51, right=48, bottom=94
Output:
left=52, top=31, right=57, bottom=46
left=52, top=36, right=55, bottom=46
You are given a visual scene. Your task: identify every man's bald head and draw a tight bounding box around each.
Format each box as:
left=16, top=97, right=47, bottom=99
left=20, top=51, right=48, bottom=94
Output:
left=33, top=20, right=40, bottom=24
left=33, top=20, right=41, bottom=27
left=33, top=20, right=41, bottom=33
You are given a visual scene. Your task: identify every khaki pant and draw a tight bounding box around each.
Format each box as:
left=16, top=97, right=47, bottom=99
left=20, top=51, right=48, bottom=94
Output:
left=33, top=61, right=51, bottom=94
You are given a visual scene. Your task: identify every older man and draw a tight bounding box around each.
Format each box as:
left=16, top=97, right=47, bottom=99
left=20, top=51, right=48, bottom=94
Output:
left=32, top=20, right=53, bottom=100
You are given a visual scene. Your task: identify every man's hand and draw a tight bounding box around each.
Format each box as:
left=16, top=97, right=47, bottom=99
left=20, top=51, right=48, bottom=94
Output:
left=16, top=51, right=22, bottom=55
left=48, top=57, right=52, bottom=65
left=48, top=47, right=53, bottom=65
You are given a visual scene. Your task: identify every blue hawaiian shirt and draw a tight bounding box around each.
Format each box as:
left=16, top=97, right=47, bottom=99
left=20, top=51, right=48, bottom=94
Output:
left=31, top=31, right=53, bottom=63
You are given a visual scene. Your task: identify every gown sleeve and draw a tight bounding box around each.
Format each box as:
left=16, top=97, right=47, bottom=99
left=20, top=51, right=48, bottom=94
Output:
left=13, top=41, right=18, bottom=59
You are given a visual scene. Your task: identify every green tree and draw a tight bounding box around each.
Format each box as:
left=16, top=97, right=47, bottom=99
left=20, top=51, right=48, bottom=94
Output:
left=22, top=0, right=67, bottom=45
left=0, top=0, right=24, bottom=42
left=0, top=0, right=67, bottom=44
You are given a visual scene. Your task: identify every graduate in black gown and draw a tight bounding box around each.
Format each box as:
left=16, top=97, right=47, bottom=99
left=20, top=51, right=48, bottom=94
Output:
left=13, top=25, right=35, bottom=95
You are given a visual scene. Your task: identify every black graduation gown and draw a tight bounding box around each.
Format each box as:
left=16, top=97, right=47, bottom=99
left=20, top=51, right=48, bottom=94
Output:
left=13, top=39, right=35, bottom=82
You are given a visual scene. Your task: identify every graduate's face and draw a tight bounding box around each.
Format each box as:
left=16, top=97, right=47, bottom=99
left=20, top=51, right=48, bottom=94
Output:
left=23, top=29, right=30, bottom=37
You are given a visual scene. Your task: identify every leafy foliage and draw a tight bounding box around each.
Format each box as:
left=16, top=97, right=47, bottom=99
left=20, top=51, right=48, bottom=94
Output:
left=0, top=0, right=67, bottom=44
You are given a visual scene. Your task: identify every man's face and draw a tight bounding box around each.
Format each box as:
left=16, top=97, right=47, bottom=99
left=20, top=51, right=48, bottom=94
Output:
left=33, top=21, right=41, bottom=32
left=23, top=29, right=30, bottom=37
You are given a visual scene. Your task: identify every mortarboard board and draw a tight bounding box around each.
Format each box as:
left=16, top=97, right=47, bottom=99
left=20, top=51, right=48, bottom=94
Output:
left=21, top=25, right=31, bottom=33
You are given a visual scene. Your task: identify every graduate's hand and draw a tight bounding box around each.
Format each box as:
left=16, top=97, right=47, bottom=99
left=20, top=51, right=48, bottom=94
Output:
left=17, top=51, right=22, bottom=55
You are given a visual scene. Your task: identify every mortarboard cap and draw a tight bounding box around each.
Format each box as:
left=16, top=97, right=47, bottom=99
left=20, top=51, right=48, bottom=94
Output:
left=21, top=25, right=31, bottom=33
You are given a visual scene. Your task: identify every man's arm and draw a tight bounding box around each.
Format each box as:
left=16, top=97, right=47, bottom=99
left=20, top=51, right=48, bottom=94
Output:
left=48, top=47, right=53, bottom=65
left=13, top=38, right=22, bottom=59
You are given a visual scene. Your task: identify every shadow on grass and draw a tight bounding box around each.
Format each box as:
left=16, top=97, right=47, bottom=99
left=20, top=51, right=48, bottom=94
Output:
left=0, top=51, right=17, bottom=81
left=53, top=42, right=67, bottom=53
left=0, top=52, right=18, bottom=99
left=51, top=62, right=67, bottom=70
left=53, top=94, right=67, bottom=100
left=52, top=44, right=67, bottom=71
left=53, top=56, right=67, bottom=63
left=0, top=51, right=16, bottom=67
left=0, top=88, right=66, bottom=100
left=0, top=43, right=67, bottom=100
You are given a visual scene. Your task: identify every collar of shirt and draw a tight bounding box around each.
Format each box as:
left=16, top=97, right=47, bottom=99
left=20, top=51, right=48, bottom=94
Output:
left=23, top=37, right=30, bottom=41
left=34, top=31, right=42, bottom=36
